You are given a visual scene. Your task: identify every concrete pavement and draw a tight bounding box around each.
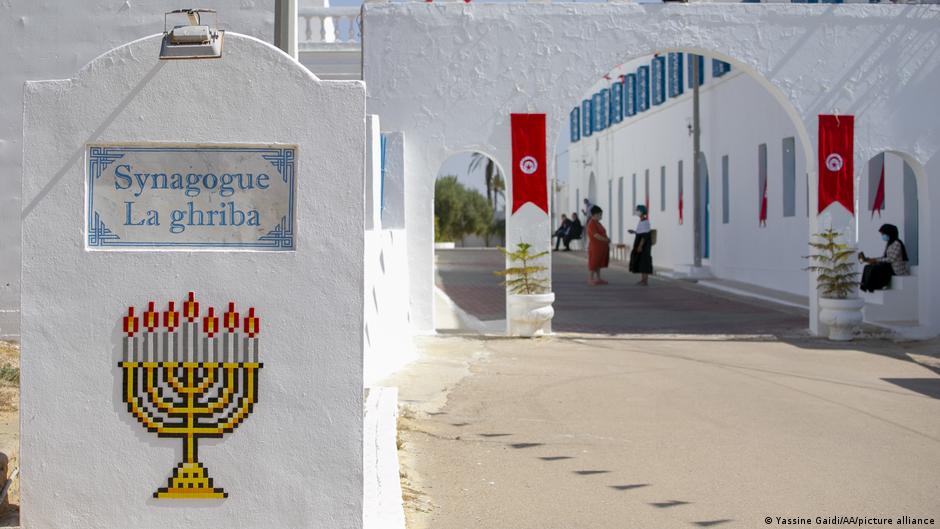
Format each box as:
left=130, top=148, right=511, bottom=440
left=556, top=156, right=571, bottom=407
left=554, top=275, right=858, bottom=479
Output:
left=435, top=249, right=808, bottom=335
left=388, top=334, right=940, bottom=529
left=399, top=249, right=940, bottom=529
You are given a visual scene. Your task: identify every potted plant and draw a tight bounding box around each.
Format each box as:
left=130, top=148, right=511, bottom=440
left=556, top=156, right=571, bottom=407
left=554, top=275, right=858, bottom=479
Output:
left=805, top=228, right=863, bottom=341
left=496, top=242, right=555, bottom=337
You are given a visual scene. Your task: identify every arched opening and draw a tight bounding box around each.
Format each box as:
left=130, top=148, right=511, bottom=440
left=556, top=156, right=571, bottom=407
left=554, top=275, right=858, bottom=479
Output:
left=551, top=48, right=816, bottom=334
left=858, top=151, right=929, bottom=330
left=433, top=150, right=508, bottom=332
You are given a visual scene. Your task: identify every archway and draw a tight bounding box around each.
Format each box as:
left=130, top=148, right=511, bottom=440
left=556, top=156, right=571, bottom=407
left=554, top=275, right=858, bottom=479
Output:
left=551, top=48, right=817, bottom=334
left=433, top=151, right=508, bottom=331
left=858, top=151, right=931, bottom=332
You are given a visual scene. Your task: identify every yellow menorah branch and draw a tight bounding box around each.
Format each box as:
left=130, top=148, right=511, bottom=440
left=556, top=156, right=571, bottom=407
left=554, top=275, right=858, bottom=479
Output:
left=120, top=361, right=262, bottom=499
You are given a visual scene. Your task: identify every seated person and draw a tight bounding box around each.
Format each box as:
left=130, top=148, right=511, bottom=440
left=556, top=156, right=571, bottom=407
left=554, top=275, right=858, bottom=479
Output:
left=859, top=223, right=910, bottom=293
left=563, top=213, right=583, bottom=251
left=553, top=214, right=571, bottom=251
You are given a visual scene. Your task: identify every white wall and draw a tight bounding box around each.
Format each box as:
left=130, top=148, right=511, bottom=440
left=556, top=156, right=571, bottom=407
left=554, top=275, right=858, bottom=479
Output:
left=569, top=66, right=808, bottom=295
left=364, top=119, right=415, bottom=385
left=364, top=229, right=416, bottom=385
left=21, top=34, right=364, bottom=529
left=362, top=2, right=940, bottom=336
left=0, top=1, right=275, bottom=338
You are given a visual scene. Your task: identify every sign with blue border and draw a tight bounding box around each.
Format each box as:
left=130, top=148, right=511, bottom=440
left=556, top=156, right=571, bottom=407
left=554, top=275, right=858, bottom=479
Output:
left=85, top=144, right=297, bottom=250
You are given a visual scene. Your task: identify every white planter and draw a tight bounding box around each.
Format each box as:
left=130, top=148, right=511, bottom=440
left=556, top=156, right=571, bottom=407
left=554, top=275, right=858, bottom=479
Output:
left=507, top=292, right=555, bottom=337
left=434, top=242, right=456, bottom=249
left=819, top=297, right=864, bottom=341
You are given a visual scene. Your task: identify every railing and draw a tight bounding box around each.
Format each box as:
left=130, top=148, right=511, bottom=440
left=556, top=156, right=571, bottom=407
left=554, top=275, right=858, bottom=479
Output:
left=298, top=6, right=361, bottom=52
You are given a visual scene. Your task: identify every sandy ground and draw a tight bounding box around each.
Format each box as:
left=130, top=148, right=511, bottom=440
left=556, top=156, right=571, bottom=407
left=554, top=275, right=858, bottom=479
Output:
left=391, top=333, right=940, bottom=529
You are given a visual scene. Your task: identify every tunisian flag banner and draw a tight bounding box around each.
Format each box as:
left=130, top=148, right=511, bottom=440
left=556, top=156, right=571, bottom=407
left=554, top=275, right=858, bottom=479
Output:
left=818, top=115, right=854, bottom=214
left=510, top=113, right=548, bottom=215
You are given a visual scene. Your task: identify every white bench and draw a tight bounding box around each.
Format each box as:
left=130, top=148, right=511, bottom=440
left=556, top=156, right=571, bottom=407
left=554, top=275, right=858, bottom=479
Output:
left=862, top=267, right=918, bottom=323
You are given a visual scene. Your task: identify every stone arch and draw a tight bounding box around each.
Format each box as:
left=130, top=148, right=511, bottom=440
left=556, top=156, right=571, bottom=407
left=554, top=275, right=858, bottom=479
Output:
left=860, top=150, right=932, bottom=331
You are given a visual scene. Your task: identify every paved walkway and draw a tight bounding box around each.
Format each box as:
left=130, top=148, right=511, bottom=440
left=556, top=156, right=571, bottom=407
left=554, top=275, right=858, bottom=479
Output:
left=389, top=334, right=940, bottom=529
left=435, top=249, right=808, bottom=335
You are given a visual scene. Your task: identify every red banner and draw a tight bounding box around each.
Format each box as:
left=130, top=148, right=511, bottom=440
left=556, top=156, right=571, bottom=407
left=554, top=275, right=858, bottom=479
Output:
left=759, top=175, right=768, bottom=226
left=510, top=113, right=548, bottom=215
left=818, top=115, right=854, bottom=214
left=678, top=184, right=684, bottom=225
left=871, top=161, right=885, bottom=218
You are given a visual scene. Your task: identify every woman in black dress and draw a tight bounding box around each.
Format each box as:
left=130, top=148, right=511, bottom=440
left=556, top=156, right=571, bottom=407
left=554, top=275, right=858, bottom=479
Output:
left=628, top=205, right=653, bottom=286
left=859, top=223, right=910, bottom=292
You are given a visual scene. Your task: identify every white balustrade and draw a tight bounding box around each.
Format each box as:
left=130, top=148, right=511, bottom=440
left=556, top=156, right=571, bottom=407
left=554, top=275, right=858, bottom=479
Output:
left=299, top=6, right=361, bottom=51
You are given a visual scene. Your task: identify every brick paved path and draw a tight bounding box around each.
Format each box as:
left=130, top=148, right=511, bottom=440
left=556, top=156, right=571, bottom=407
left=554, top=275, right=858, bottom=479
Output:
left=435, top=249, right=807, bottom=335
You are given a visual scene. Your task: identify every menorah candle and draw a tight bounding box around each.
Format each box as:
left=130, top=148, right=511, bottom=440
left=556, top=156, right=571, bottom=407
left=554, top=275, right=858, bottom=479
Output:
left=224, top=302, right=239, bottom=364
left=244, top=307, right=260, bottom=363
left=183, top=291, right=199, bottom=363
left=143, top=302, right=159, bottom=363
left=164, top=301, right=179, bottom=363
left=123, top=306, right=139, bottom=362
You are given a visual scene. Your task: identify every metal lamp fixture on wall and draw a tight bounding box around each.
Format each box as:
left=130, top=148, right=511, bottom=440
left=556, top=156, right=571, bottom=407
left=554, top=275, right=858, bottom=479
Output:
left=159, top=9, right=224, bottom=60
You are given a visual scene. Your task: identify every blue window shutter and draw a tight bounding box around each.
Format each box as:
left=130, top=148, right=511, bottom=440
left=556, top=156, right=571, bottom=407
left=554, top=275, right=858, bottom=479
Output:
left=570, top=107, right=580, bottom=143
left=687, top=54, right=705, bottom=88
left=599, top=89, right=610, bottom=130
left=582, top=99, right=593, bottom=137
left=610, top=82, right=623, bottom=124
left=592, top=93, right=602, bottom=132
left=712, top=59, right=731, bottom=78
left=668, top=53, right=684, bottom=98
left=651, top=56, right=666, bottom=106
left=624, top=74, right=636, bottom=117
left=637, top=65, right=650, bottom=112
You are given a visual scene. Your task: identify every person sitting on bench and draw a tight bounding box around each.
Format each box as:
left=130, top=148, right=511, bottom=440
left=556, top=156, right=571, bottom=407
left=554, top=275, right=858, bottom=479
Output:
left=553, top=213, right=572, bottom=251
left=563, top=213, right=583, bottom=251
left=859, top=223, right=910, bottom=293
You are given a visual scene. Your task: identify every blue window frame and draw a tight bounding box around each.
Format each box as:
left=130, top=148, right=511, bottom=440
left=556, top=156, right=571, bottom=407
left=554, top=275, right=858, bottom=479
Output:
left=581, top=99, right=593, bottom=137
left=610, top=82, right=623, bottom=124
left=637, top=65, right=650, bottom=112
left=570, top=107, right=580, bottom=143
left=592, top=92, right=605, bottom=132
left=687, top=54, right=705, bottom=88
left=380, top=133, right=387, bottom=216
left=668, top=52, right=684, bottom=98
left=713, top=59, right=731, bottom=78
left=600, top=89, right=610, bottom=130
left=623, top=74, right=636, bottom=117
left=651, top=56, right=666, bottom=106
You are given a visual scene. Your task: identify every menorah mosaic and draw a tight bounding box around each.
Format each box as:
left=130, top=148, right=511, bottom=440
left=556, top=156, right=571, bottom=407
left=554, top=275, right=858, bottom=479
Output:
left=119, top=292, right=262, bottom=499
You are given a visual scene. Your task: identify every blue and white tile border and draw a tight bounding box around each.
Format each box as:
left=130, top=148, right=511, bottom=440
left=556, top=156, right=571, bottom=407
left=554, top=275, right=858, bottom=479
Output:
left=85, top=144, right=297, bottom=250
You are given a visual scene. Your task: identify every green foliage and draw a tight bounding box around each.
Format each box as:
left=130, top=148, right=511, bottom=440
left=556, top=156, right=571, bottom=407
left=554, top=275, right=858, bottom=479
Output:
left=804, top=228, right=859, bottom=299
left=0, top=364, right=18, bottom=388
left=495, top=242, right=550, bottom=295
left=434, top=175, right=492, bottom=243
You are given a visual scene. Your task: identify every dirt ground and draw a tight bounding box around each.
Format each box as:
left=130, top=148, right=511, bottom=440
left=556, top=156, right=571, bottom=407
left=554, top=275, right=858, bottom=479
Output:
left=0, top=341, right=19, bottom=528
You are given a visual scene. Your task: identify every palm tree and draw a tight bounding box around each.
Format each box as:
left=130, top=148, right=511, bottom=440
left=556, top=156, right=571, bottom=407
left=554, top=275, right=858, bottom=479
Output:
left=468, top=152, right=501, bottom=213
left=491, top=172, right=506, bottom=215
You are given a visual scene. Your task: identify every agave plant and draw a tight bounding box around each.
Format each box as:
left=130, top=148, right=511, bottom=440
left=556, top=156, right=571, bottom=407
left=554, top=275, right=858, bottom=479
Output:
left=495, top=243, right=550, bottom=295
left=804, top=228, right=859, bottom=299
